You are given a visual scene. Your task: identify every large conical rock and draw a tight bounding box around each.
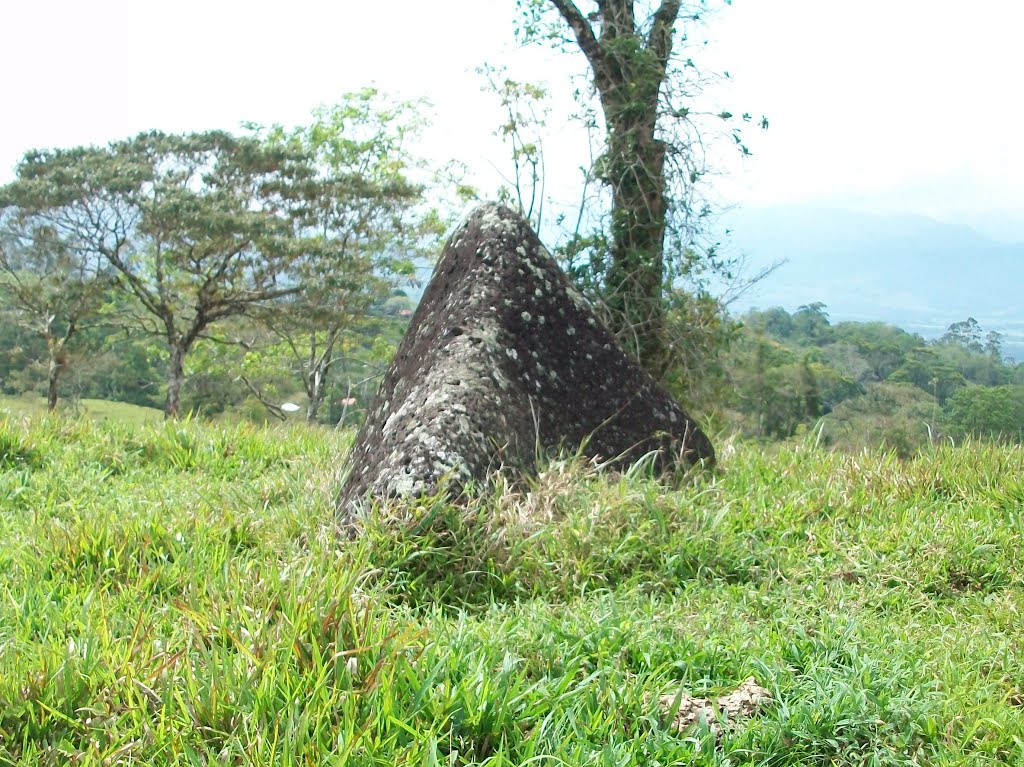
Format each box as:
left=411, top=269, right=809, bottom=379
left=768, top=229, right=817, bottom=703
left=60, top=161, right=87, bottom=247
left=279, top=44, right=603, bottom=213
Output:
left=337, top=203, right=713, bottom=522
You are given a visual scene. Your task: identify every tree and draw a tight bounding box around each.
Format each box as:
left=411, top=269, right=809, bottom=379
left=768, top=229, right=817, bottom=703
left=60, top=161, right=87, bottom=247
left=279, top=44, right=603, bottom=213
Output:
left=984, top=330, right=1003, bottom=362
left=889, top=348, right=965, bottom=405
left=0, top=218, right=111, bottom=410
left=746, top=306, right=795, bottom=340
left=246, top=91, right=443, bottom=423
left=479, top=64, right=551, bottom=231
left=933, top=318, right=1009, bottom=387
left=516, top=0, right=763, bottom=376
left=944, top=385, right=1024, bottom=442
left=0, top=131, right=315, bottom=417
left=798, top=354, right=821, bottom=420
left=830, top=321, right=921, bottom=381
left=940, top=317, right=983, bottom=352
left=725, top=333, right=808, bottom=439
left=822, top=382, right=937, bottom=457
left=791, top=302, right=832, bottom=344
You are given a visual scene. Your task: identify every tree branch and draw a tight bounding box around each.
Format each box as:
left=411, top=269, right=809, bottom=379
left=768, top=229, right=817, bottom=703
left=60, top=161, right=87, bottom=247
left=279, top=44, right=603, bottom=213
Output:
left=237, top=374, right=287, bottom=421
left=648, top=0, right=683, bottom=65
left=550, top=0, right=608, bottom=88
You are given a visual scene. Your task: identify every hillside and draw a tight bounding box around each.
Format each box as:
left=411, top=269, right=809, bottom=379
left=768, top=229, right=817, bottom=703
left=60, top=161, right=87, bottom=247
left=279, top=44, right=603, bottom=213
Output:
left=722, top=206, right=1024, bottom=360
left=0, top=394, right=164, bottom=425
left=1, top=416, right=1022, bottom=765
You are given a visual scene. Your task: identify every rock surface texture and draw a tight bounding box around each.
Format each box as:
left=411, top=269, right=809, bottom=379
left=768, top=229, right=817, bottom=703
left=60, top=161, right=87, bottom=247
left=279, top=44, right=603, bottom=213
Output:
left=337, top=203, right=714, bottom=522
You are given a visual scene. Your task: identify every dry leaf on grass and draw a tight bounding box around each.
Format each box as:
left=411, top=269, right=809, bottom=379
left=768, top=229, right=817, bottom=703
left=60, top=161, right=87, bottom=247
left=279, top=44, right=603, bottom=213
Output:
left=658, top=676, right=773, bottom=736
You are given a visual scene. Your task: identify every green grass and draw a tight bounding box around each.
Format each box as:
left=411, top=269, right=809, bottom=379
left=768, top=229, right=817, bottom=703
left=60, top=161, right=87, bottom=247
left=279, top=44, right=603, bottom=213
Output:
left=1, top=416, right=1022, bottom=766
left=0, top=394, right=164, bottom=426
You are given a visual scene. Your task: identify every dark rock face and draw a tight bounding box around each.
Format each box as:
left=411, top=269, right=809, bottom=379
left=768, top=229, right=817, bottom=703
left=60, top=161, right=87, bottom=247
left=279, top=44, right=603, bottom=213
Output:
left=337, top=203, right=713, bottom=521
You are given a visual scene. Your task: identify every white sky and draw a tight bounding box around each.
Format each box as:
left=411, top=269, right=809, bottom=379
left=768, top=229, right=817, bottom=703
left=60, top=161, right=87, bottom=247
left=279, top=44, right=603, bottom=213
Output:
left=2, top=0, right=1022, bottom=241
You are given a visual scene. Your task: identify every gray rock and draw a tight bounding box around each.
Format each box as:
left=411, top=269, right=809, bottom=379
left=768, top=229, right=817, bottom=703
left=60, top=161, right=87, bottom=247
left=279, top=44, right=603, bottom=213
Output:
left=337, top=203, right=713, bottom=523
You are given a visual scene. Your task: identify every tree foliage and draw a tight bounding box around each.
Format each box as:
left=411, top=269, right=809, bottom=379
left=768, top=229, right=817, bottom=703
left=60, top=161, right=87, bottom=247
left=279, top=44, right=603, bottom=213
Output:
left=0, top=131, right=316, bottom=417
left=244, top=89, right=444, bottom=423
left=0, top=220, right=112, bottom=410
left=479, top=64, right=551, bottom=231
left=731, top=306, right=1022, bottom=449
left=0, top=90, right=458, bottom=422
left=944, top=385, right=1024, bottom=442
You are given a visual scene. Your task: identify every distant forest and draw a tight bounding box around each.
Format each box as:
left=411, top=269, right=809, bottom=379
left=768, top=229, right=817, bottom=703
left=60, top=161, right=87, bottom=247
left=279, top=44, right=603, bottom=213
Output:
left=2, top=288, right=1022, bottom=453
left=721, top=305, right=1024, bottom=453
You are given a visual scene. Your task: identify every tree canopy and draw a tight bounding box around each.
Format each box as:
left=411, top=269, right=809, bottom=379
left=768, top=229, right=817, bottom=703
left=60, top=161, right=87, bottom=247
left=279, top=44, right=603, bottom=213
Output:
left=242, top=90, right=445, bottom=422
left=1, top=130, right=320, bottom=417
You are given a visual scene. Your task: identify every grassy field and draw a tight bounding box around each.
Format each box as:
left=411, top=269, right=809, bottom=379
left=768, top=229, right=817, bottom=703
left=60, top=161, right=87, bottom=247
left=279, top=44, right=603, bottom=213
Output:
left=0, top=394, right=164, bottom=426
left=0, top=415, right=1022, bottom=766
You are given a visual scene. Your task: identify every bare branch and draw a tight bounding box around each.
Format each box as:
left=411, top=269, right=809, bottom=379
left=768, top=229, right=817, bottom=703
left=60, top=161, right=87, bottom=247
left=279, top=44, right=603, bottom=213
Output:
left=237, top=374, right=287, bottom=421
left=648, top=0, right=683, bottom=65
left=550, top=0, right=609, bottom=89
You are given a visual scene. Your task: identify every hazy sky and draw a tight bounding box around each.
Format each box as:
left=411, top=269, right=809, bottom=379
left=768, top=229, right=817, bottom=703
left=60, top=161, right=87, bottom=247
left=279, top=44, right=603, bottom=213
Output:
left=2, top=0, right=1021, bottom=241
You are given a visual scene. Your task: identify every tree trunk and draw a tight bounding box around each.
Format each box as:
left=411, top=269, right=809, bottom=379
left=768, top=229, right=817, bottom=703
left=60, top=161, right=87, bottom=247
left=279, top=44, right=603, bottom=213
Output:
left=305, top=330, right=340, bottom=424
left=165, top=343, right=186, bottom=419
left=306, top=361, right=332, bottom=424
left=45, top=335, right=68, bottom=412
left=306, top=384, right=323, bottom=424
left=603, top=126, right=669, bottom=375
left=306, top=402, right=321, bottom=423
left=47, top=355, right=62, bottom=412
left=547, top=0, right=682, bottom=379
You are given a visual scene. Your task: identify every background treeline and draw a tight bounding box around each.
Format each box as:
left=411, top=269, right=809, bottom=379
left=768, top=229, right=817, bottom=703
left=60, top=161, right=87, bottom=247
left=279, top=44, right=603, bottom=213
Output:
left=0, top=288, right=413, bottom=425
left=722, top=304, right=1024, bottom=453
left=2, top=91, right=1022, bottom=450
left=4, top=275, right=1023, bottom=453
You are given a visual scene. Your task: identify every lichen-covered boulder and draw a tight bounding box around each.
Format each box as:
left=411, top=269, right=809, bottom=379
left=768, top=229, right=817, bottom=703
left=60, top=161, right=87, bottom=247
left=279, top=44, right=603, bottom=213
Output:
left=337, top=203, right=713, bottom=523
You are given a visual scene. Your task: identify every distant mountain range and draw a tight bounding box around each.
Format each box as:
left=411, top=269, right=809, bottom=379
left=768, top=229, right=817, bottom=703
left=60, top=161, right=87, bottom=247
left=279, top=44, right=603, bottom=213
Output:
left=717, top=206, right=1024, bottom=361
left=411, top=204, right=1024, bottom=361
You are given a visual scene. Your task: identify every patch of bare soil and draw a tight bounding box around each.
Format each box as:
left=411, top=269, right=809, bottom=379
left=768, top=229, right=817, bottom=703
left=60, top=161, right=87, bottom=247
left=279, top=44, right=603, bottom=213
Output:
left=658, top=676, right=773, bottom=737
